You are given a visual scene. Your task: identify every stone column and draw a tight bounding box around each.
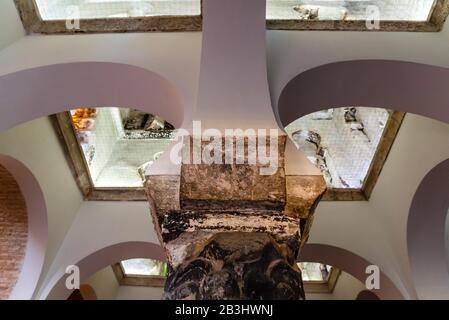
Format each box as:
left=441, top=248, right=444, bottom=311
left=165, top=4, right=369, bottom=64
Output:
left=145, top=135, right=326, bottom=300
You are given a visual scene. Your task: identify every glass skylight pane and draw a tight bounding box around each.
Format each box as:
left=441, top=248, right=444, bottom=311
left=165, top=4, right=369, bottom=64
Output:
left=70, top=107, right=174, bottom=188
left=35, top=0, right=201, bottom=20
left=285, top=107, right=389, bottom=189
left=298, top=262, right=332, bottom=282
left=267, top=0, right=435, bottom=22
left=121, top=258, right=168, bottom=276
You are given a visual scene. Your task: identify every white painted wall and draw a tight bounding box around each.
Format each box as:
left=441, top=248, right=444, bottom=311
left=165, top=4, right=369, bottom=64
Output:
left=36, top=201, right=160, bottom=299
left=307, top=271, right=366, bottom=300
left=0, top=32, right=202, bottom=130
left=84, top=266, right=119, bottom=300
left=267, top=22, right=449, bottom=123
left=0, top=1, right=25, bottom=50
left=0, top=117, right=83, bottom=297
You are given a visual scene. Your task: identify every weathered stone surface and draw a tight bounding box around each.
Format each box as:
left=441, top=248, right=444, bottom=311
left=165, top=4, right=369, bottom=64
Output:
left=145, top=175, right=180, bottom=245
left=160, top=210, right=301, bottom=267
left=181, top=135, right=286, bottom=167
left=284, top=175, right=326, bottom=219
left=145, top=175, right=180, bottom=216
left=284, top=175, right=326, bottom=248
left=180, top=135, right=286, bottom=211
left=163, top=233, right=305, bottom=300
left=145, top=135, right=326, bottom=300
left=180, top=164, right=286, bottom=211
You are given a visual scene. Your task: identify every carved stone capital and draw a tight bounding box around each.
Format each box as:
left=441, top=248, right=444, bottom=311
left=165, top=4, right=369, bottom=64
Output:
left=145, top=135, right=326, bottom=300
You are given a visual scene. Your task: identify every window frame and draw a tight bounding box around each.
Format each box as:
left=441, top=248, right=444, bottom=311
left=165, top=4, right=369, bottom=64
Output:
left=303, top=267, right=341, bottom=294
left=15, top=0, right=449, bottom=33
left=112, top=262, right=166, bottom=287
left=51, top=112, right=148, bottom=201
left=319, top=111, right=405, bottom=201
left=14, top=0, right=203, bottom=34
left=267, top=0, right=449, bottom=32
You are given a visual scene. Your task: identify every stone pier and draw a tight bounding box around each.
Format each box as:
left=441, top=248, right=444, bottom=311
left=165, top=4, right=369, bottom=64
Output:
left=145, top=135, right=326, bottom=300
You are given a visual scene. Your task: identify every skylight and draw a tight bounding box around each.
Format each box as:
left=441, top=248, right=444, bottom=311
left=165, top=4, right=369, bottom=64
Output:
left=285, top=107, right=401, bottom=194
left=35, top=0, right=201, bottom=20
left=267, top=0, right=436, bottom=21
left=120, top=258, right=168, bottom=277
left=69, top=107, right=174, bottom=188
left=16, top=0, right=448, bottom=32
left=297, top=262, right=333, bottom=282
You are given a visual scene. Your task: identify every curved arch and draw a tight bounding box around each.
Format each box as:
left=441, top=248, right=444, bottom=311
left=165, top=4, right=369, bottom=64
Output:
left=0, top=62, right=184, bottom=132
left=43, top=241, right=164, bottom=300
left=300, top=243, right=403, bottom=300
left=408, top=158, right=449, bottom=299
left=0, top=155, right=47, bottom=300
left=278, top=60, right=449, bottom=127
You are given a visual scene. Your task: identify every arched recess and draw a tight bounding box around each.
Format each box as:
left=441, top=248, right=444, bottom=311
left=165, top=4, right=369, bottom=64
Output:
left=408, top=159, right=449, bottom=299
left=0, top=62, right=184, bottom=132
left=0, top=155, right=47, bottom=300
left=278, top=60, right=449, bottom=128
left=43, top=241, right=164, bottom=300
left=300, top=243, right=403, bottom=300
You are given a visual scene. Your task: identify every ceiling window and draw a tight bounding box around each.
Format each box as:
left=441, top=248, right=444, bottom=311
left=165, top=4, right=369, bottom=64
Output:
left=113, top=258, right=168, bottom=287
left=267, top=0, right=435, bottom=21
left=298, top=262, right=341, bottom=293
left=16, top=0, right=449, bottom=33
left=120, top=258, right=168, bottom=277
left=52, top=108, right=175, bottom=200
left=298, top=262, right=332, bottom=281
left=267, top=0, right=449, bottom=31
left=285, top=108, right=404, bottom=201
left=34, top=0, right=201, bottom=20
left=15, top=0, right=202, bottom=33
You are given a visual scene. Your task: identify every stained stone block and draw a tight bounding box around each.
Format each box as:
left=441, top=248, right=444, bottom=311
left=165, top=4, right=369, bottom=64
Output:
left=284, top=175, right=326, bottom=219
left=180, top=135, right=286, bottom=167
left=180, top=164, right=286, bottom=211
left=180, top=135, right=286, bottom=211
left=145, top=175, right=180, bottom=215
left=145, top=175, right=180, bottom=244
